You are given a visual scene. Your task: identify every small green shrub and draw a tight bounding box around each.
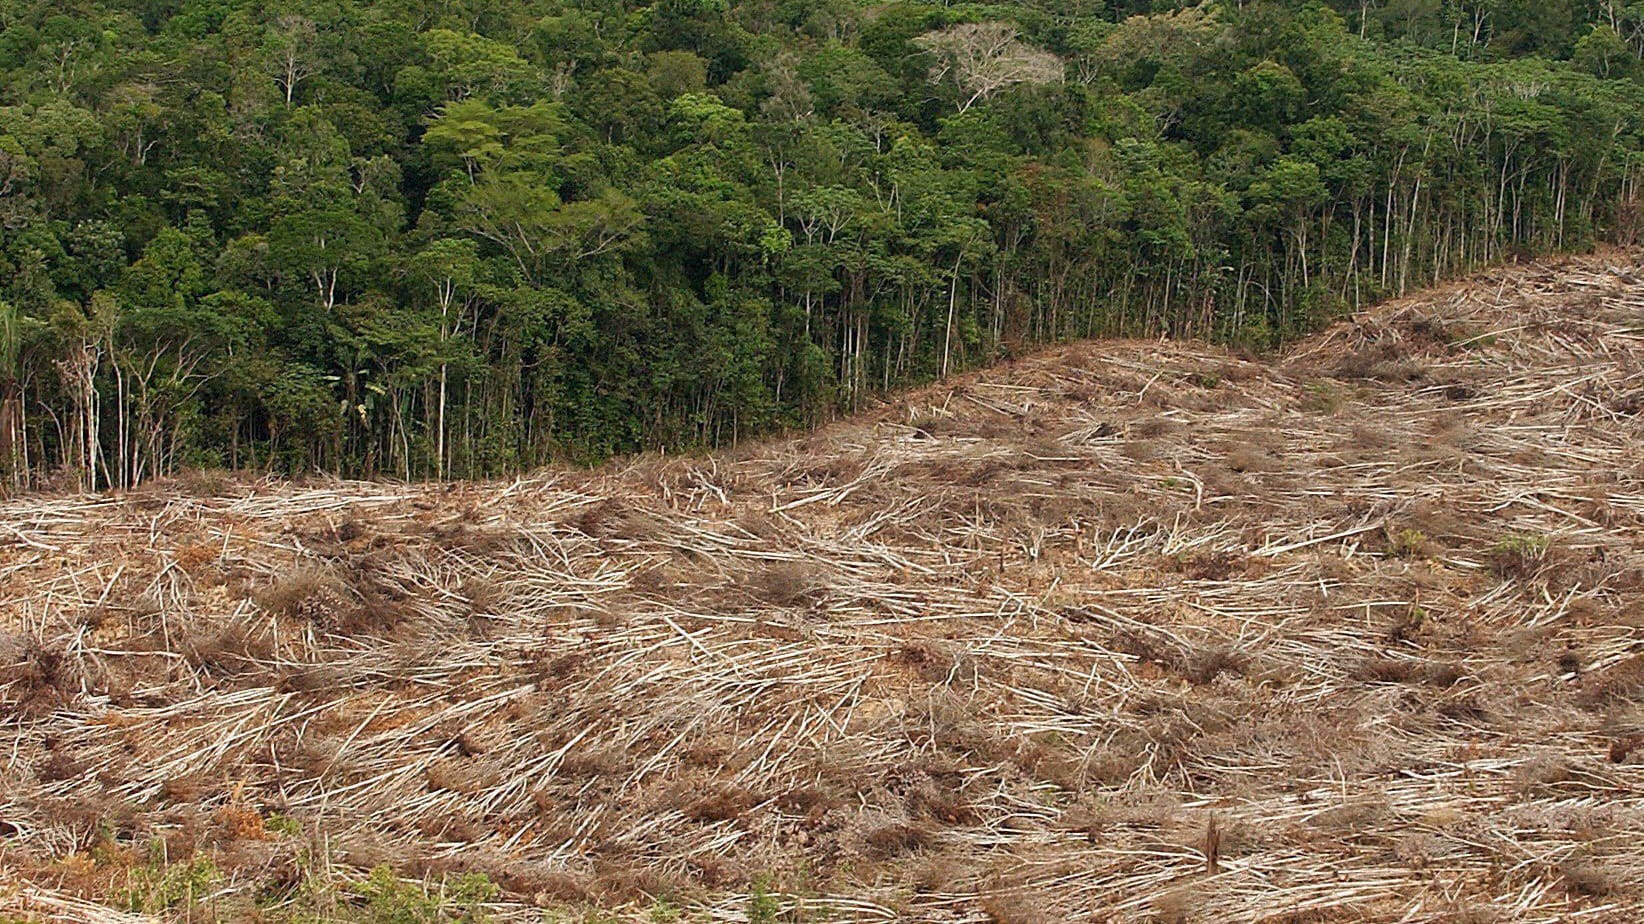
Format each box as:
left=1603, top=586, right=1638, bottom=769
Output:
left=265, top=812, right=303, bottom=836
left=343, top=866, right=497, bottom=924
left=119, top=848, right=220, bottom=914
left=1388, top=528, right=1429, bottom=559
left=747, top=876, right=782, bottom=924
left=1490, top=533, right=1550, bottom=578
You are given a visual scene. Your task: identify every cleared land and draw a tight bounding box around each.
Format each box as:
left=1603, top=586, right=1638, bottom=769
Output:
left=2, top=253, right=1644, bottom=923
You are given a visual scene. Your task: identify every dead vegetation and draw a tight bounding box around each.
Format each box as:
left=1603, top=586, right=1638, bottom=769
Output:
left=3, top=252, right=1644, bottom=922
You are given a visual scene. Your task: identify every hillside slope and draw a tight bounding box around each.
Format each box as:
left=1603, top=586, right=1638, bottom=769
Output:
left=2, top=253, right=1644, bottom=923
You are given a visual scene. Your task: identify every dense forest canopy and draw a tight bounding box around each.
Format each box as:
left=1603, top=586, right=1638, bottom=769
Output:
left=0, top=0, right=1640, bottom=486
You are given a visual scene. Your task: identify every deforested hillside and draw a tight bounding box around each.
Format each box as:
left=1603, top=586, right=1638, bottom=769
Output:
left=2, top=252, right=1644, bottom=922
left=3, top=0, right=1643, bottom=485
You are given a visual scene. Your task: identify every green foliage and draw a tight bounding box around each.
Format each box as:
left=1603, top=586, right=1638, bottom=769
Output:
left=342, top=866, right=497, bottom=924
left=1490, top=533, right=1552, bottom=578
left=1388, top=528, right=1429, bottom=559
left=265, top=812, right=303, bottom=836
left=1494, top=533, right=1551, bottom=556
left=0, top=0, right=1639, bottom=487
left=118, top=847, right=220, bottom=915
left=746, top=876, right=782, bottom=924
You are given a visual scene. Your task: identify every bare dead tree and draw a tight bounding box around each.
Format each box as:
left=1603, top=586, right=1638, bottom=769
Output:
left=267, top=14, right=318, bottom=107
left=915, top=23, right=1063, bottom=114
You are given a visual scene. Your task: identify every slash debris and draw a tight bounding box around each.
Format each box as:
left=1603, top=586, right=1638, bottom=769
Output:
left=3, top=251, right=1644, bottom=922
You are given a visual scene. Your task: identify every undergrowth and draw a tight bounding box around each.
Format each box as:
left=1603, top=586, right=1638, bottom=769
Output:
left=43, top=830, right=503, bottom=924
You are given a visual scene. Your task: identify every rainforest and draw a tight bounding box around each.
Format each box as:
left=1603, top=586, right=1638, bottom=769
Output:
left=0, top=0, right=1639, bottom=485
